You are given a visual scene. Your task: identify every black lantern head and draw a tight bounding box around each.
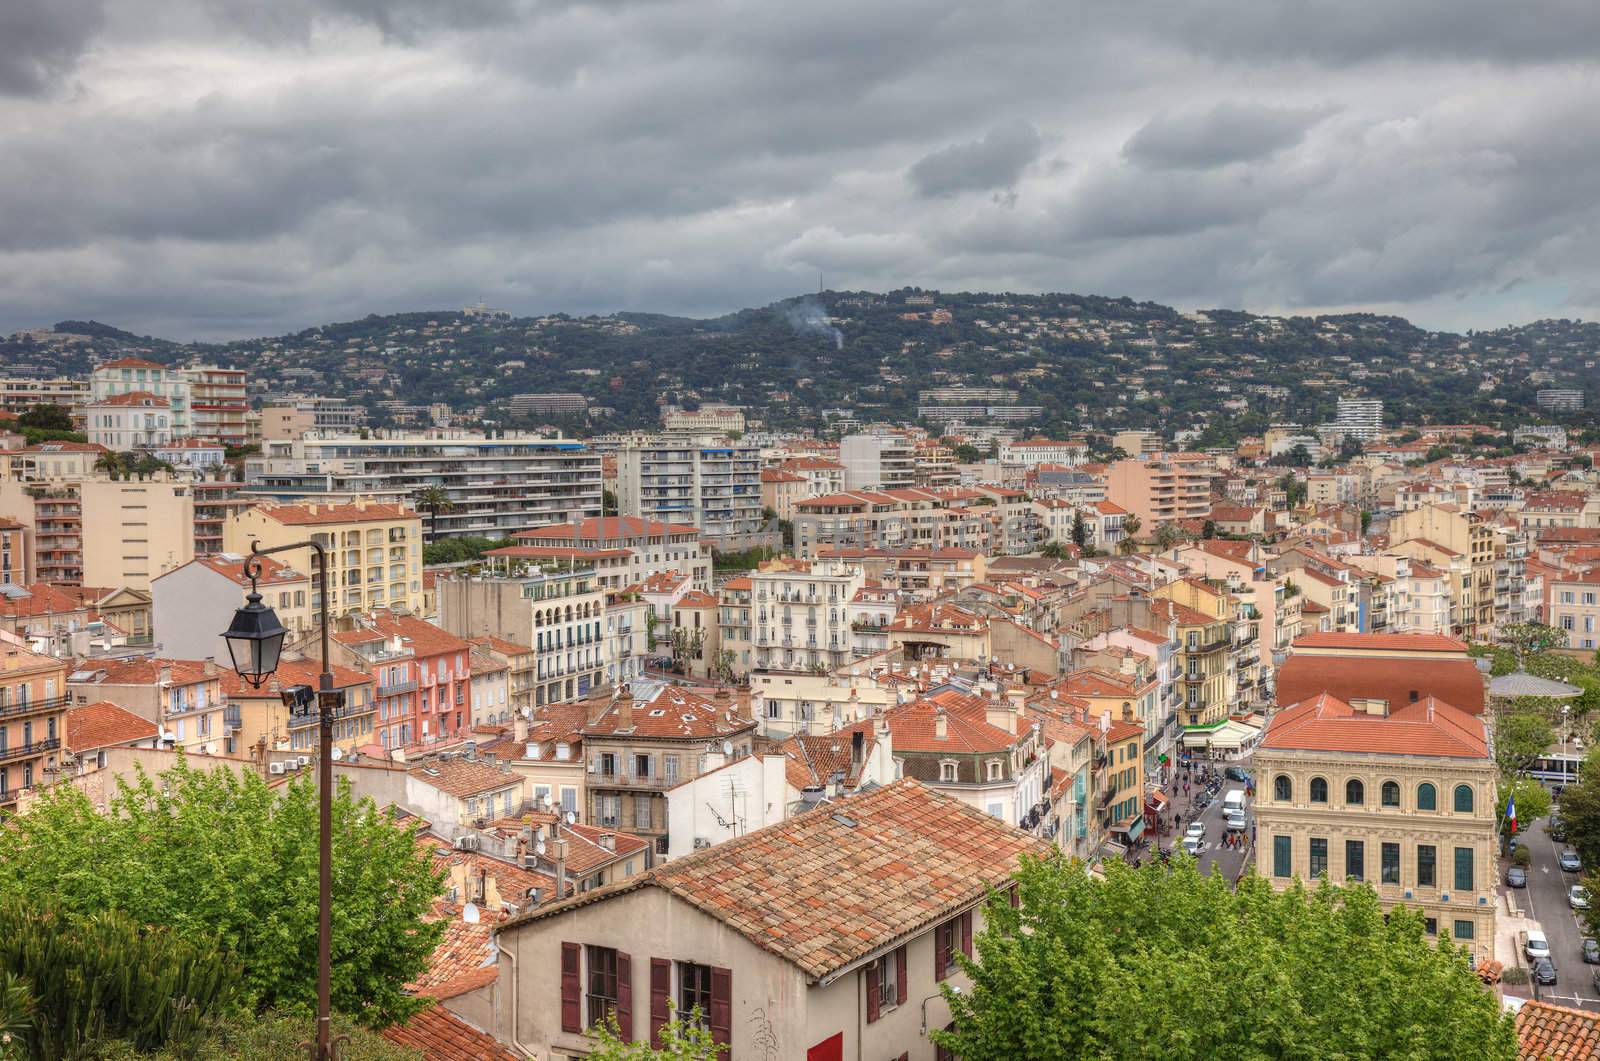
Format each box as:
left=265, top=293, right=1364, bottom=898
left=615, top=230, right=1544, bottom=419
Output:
left=223, top=588, right=288, bottom=688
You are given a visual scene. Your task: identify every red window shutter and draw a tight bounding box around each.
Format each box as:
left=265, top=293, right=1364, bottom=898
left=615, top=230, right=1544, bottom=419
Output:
left=649, top=958, right=671, bottom=1048
left=960, top=911, right=973, bottom=958
left=865, top=961, right=881, bottom=1023
left=895, top=945, right=908, bottom=1005
left=616, top=951, right=633, bottom=1041
left=934, top=923, right=950, bottom=982
left=1008, top=884, right=1021, bottom=909
left=710, top=966, right=733, bottom=1054
left=560, top=942, right=581, bottom=1033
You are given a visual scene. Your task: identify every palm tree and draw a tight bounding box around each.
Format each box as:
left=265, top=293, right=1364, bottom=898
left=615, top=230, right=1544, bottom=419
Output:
left=93, top=450, right=124, bottom=481
left=1118, top=514, right=1142, bottom=555
left=414, top=486, right=454, bottom=541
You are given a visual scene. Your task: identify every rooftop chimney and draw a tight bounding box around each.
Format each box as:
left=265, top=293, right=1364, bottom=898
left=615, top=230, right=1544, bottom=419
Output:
left=587, top=690, right=611, bottom=726
left=203, top=657, right=217, bottom=677
left=934, top=707, right=948, bottom=740
left=512, top=712, right=529, bottom=742
left=550, top=839, right=568, bottom=903
left=598, top=831, right=615, bottom=852
left=851, top=729, right=864, bottom=765
left=617, top=690, right=634, bottom=731
left=157, top=664, right=172, bottom=686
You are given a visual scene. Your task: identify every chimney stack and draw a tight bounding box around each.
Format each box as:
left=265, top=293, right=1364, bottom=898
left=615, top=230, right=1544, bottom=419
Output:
left=934, top=707, right=948, bottom=740
left=851, top=729, right=864, bottom=765
left=513, top=712, right=529, bottom=742
left=203, top=657, right=217, bottom=677
left=617, top=690, right=634, bottom=731
left=551, top=838, right=568, bottom=903
left=598, top=831, right=615, bottom=851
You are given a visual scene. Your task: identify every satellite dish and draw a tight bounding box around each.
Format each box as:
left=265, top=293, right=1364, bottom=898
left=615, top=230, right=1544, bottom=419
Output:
left=462, top=902, right=480, bottom=924
left=1050, top=690, right=1058, bottom=700
left=564, top=811, right=577, bottom=825
left=722, top=739, right=734, bottom=756
left=535, top=839, right=546, bottom=857
left=330, top=746, right=343, bottom=761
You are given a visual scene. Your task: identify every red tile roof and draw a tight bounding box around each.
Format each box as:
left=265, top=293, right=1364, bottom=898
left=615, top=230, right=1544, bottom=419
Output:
left=498, top=779, right=1050, bottom=980
left=92, top=390, right=168, bottom=408
left=256, top=502, right=417, bottom=526
left=885, top=691, right=1017, bottom=754
left=409, top=759, right=523, bottom=799
left=380, top=1004, right=519, bottom=1061
left=1293, top=632, right=1469, bottom=652
left=65, top=701, right=158, bottom=753
left=97, top=357, right=167, bottom=369
left=580, top=684, right=756, bottom=740
left=1517, top=999, right=1600, bottom=1059
left=1277, top=650, right=1485, bottom=715
left=218, top=658, right=372, bottom=698
left=514, top=516, right=701, bottom=540
left=1262, top=693, right=1488, bottom=758
left=79, top=657, right=217, bottom=687
left=337, top=613, right=472, bottom=660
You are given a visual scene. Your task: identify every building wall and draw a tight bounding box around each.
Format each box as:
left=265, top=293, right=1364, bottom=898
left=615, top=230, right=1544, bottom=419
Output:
left=152, top=563, right=313, bottom=663
left=223, top=507, right=424, bottom=616
left=80, top=479, right=196, bottom=591
left=0, top=649, right=69, bottom=811
left=437, top=574, right=610, bottom=707
left=664, top=754, right=788, bottom=859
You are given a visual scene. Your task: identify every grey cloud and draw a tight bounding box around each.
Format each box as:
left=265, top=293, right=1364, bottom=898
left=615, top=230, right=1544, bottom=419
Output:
left=0, top=0, right=104, bottom=95
left=1123, top=102, right=1335, bottom=170
left=908, top=120, right=1043, bottom=198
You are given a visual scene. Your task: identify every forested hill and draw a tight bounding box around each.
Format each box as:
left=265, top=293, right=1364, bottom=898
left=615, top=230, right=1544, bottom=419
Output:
left=3, top=290, right=1597, bottom=439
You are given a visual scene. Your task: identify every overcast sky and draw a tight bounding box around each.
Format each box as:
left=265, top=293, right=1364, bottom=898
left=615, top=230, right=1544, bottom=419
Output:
left=4, top=0, right=1599, bottom=341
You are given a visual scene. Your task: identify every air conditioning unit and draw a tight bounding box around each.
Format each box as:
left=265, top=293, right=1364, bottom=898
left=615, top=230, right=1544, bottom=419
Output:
left=269, top=762, right=286, bottom=775
left=298, top=756, right=310, bottom=768
left=693, top=837, right=712, bottom=850
left=455, top=834, right=481, bottom=851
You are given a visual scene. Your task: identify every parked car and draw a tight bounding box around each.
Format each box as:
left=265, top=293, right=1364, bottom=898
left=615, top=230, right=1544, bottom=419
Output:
left=1571, top=885, right=1590, bottom=910
left=1186, top=821, right=1206, bottom=840
left=1181, top=835, right=1202, bottom=856
left=1527, top=929, right=1551, bottom=961
left=1225, top=765, right=1252, bottom=783
left=1592, top=966, right=1600, bottom=994
left=1507, top=866, right=1528, bottom=888
left=1551, top=816, right=1568, bottom=842
left=1584, top=938, right=1600, bottom=965
left=1532, top=957, right=1558, bottom=986
left=1561, top=849, right=1583, bottom=873
left=1224, top=812, right=1248, bottom=832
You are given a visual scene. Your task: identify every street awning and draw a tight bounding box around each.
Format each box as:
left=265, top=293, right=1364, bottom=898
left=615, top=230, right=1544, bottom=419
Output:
left=1181, top=719, right=1261, bottom=750
left=1120, top=817, right=1146, bottom=841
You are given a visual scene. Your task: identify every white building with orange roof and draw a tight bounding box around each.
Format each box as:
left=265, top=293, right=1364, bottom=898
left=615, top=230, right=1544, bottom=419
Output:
left=152, top=553, right=313, bottom=662
left=508, top=516, right=712, bottom=591
left=84, top=391, right=174, bottom=450
left=90, top=357, right=192, bottom=435
left=67, top=656, right=228, bottom=756
left=886, top=687, right=1049, bottom=828
left=223, top=499, right=424, bottom=617
left=998, top=437, right=1089, bottom=467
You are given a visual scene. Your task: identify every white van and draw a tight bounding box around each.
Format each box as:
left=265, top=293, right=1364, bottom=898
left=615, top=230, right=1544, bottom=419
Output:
left=1223, top=790, right=1247, bottom=816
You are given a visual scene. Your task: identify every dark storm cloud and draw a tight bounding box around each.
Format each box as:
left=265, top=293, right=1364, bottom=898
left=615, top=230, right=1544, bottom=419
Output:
left=0, top=0, right=104, bottom=95
left=908, top=121, right=1043, bottom=198
left=1123, top=103, right=1335, bottom=171
left=2, top=0, right=1600, bottom=338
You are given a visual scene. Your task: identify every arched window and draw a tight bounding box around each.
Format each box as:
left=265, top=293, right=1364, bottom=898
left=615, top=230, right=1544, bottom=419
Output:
left=1381, top=780, right=1401, bottom=808
left=1310, top=777, right=1328, bottom=803
left=1345, top=779, right=1364, bottom=805
left=1454, top=784, right=1474, bottom=814
left=1274, top=774, right=1292, bottom=802
left=1417, top=783, right=1437, bottom=811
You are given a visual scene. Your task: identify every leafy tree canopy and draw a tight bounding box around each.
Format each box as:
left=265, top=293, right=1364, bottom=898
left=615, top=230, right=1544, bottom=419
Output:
left=935, top=855, right=1515, bottom=1061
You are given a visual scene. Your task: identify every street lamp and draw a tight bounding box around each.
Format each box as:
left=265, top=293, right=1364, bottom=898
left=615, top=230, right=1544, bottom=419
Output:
left=223, top=538, right=344, bottom=1061
left=1562, top=704, right=1572, bottom=789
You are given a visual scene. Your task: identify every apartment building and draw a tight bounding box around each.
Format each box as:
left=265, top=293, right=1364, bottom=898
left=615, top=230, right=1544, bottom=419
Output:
left=494, top=780, right=1047, bottom=1061
left=468, top=636, right=539, bottom=717
left=579, top=684, right=758, bottom=854
left=0, top=378, right=90, bottom=420
left=999, top=437, right=1089, bottom=466
left=886, top=688, right=1049, bottom=828
left=69, top=658, right=228, bottom=756
left=615, top=438, right=762, bottom=543
left=436, top=564, right=608, bottom=707
left=223, top=500, right=424, bottom=617
left=774, top=456, right=845, bottom=495
left=192, top=480, right=253, bottom=556
left=0, top=518, right=27, bottom=584
left=792, top=488, right=993, bottom=559
left=152, top=554, right=313, bottom=662
left=0, top=644, right=70, bottom=811
left=221, top=659, right=377, bottom=756
left=1106, top=454, right=1212, bottom=528
left=181, top=365, right=249, bottom=446
left=85, top=392, right=174, bottom=450
left=1389, top=504, right=1499, bottom=637
left=913, top=439, right=960, bottom=487
left=1546, top=569, right=1600, bottom=651
left=1331, top=397, right=1384, bottom=441
left=245, top=433, right=602, bottom=541
left=90, top=358, right=192, bottom=435
left=506, top=517, right=712, bottom=591
left=840, top=432, right=918, bottom=491
left=331, top=612, right=474, bottom=748
left=260, top=397, right=365, bottom=439
left=750, top=558, right=866, bottom=673
left=1148, top=596, right=1232, bottom=730
left=759, top=468, right=808, bottom=520
left=714, top=576, right=754, bottom=675
left=819, top=546, right=984, bottom=599
left=660, top=405, right=744, bottom=434
left=1255, top=691, right=1497, bottom=958
left=0, top=478, right=196, bottom=590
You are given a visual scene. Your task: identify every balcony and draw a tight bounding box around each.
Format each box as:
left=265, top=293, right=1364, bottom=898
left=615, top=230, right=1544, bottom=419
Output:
left=378, top=679, right=419, bottom=696
left=0, top=694, right=71, bottom=721
left=590, top=771, right=674, bottom=789
left=0, top=738, right=59, bottom=764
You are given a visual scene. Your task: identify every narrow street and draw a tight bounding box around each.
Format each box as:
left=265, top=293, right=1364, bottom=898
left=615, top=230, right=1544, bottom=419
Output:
left=1156, top=759, right=1253, bottom=884
left=1511, top=814, right=1598, bottom=1010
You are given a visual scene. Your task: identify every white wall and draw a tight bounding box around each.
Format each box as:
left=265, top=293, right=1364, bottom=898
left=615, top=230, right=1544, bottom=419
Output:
left=666, top=753, right=788, bottom=860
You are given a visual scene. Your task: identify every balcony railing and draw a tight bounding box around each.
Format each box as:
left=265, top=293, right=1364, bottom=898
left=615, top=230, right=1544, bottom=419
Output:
left=0, top=738, right=59, bottom=764
left=0, top=695, right=71, bottom=720
left=590, top=771, right=674, bottom=789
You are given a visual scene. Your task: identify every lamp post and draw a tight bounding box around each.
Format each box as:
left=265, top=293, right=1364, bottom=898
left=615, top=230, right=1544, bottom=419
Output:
left=1563, top=704, right=1572, bottom=790
left=223, top=538, right=344, bottom=1061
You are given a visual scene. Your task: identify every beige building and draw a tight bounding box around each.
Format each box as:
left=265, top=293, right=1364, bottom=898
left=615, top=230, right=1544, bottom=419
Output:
left=68, top=658, right=229, bottom=756
left=1255, top=692, right=1497, bottom=958
left=1388, top=504, right=1497, bottom=637
left=751, top=557, right=866, bottom=672
left=223, top=501, right=424, bottom=617
left=0, top=644, right=71, bottom=812
left=492, top=779, right=1047, bottom=1061
left=0, top=478, right=197, bottom=590
left=1106, top=453, right=1212, bottom=528
left=151, top=554, right=314, bottom=663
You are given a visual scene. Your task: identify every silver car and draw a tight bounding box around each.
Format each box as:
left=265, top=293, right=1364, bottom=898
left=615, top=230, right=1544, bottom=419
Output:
left=1561, top=849, right=1583, bottom=873
left=1572, top=885, right=1590, bottom=911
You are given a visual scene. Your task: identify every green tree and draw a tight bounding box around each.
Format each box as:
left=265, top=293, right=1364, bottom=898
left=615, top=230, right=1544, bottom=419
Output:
left=93, top=450, right=125, bottom=480
left=1040, top=541, right=1071, bottom=560
left=1201, top=519, right=1217, bottom=540
left=603, top=489, right=620, bottom=516
left=1494, top=710, right=1555, bottom=779
left=1118, top=514, right=1142, bottom=555
left=1359, top=509, right=1372, bottom=536
left=0, top=758, right=444, bottom=1026
left=1152, top=521, right=1181, bottom=552
left=1498, top=778, right=1551, bottom=838
left=953, top=443, right=984, bottom=464
left=1559, top=748, right=1600, bottom=873
left=935, top=855, right=1515, bottom=1061
left=1499, top=622, right=1567, bottom=660
left=413, top=485, right=454, bottom=541
left=16, top=405, right=73, bottom=432
left=1070, top=509, right=1090, bottom=550
left=585, top=1007, right=725, bottom=1060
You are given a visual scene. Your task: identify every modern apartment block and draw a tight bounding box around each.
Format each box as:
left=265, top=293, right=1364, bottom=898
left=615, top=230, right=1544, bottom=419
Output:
left=0, top=378, right=90, bottom=420
left=615, top=438, right=762, bottom=543
left=244, top=433, right=603, bottom=541
left=0, top=478, right=195, bottom=590
left=1536, top=389, right=1584, bottom=412
left=89, top=358, right=192, bottom=436
left=1106, top=454, right=1212, bottom=527
left=181, top=365, right=249, bottom=446
left=839, top=433, right=917, bottom=490
left=751, top=557, right=866, bottom=673
left=1332, top=398, right=1384, bottom=441
left=260, top=397, right=366, bottom=439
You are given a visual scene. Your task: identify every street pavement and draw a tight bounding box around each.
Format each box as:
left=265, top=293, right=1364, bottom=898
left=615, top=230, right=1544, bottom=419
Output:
left=1156, top=761, right=1253, bottom=883
left=1512, top=814, right=1599, bottom=1009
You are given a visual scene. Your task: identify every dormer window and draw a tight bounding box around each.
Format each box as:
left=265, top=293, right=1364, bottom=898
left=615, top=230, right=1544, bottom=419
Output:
left=555, top=742, right=570, bottom=760
left=986, top=759, right=1004, bottom=782
left=940, top=760, right=959, bottom=783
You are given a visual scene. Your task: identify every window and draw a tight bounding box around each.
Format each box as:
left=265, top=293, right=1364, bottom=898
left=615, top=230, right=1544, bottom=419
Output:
left=1309, top=838, right=1328, bottom=879
left=634, top=798, right=653, bottom=830
left=1382, top=842, right=1400, bottom=885
left=586, top=946, right=618, bottom=1029
left=986, top=759, right=1004, bottom=782
left=1454, top=847, right=1473, bottom=892
left=1381, top=781, right=1400, bottom=808
left=1424, top=917, right=1437, bottom=935
left=1417, top=783, right=1436, bottom=811
left=635, top=753, right=652, bottom=778
left=878, top=952, right=898, bottom=1009
left=678, top=962, right=713, bottom=1027
left=934, top=914, right=968, bottom=980
left=940, top=761, right=958, bottom=782
left=1345, top=840, right=1364, bottom=882
left=1310, top=777, right=1328, bottom=803
left=1453, top=919, right=1475, bottom=941
left=1273, top=774, right=1292, bottom=802
left=1453, top=784, right=1474, bottom=814
left=1418, top=845, right=1437, bottom=887
left=1345, top=779, right=1364, bottom=806
left=1273, top=835, right=1292, bottom=878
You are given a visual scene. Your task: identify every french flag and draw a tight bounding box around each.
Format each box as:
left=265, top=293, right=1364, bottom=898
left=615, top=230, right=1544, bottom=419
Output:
left=1507, top=793, right=1518, bottom=836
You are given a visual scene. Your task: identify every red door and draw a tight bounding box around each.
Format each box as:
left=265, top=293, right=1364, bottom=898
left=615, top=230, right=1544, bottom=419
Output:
left=807, top=1032, right=844, bottom=1061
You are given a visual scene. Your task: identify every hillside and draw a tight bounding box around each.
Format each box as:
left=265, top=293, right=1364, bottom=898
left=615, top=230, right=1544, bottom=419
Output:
left=3, top=291, right=1597, bottom=439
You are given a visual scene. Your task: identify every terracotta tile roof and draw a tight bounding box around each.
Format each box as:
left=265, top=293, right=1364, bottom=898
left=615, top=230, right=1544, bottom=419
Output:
left=409, top=915, right=495, bottom=994
left=65, top=701, right=158, bottom=753
left=467, top=634, right=533, bottom=657
left=1191, top=538, right=1255, bottom=563
left=256, top=502, right=418, bottom=526
left=339, top=613, right=472, bottom=660
left=1148, top=597, right=1218, bottom=628
left=381, top=1004, right=519, bottom=1061
left=218, top=658, right=372, bottom=698
left=1277, top=645, right=1485, bottom=716
left=888, top=602, right=985, bottom=633
left=409, top=759, right=523, bottom=799
left=97, top=357, right=167, bottom=369
left=514, top=516, right=700, bottom=540
left=1263, top=692, right=1489, bottom=758
left=0, top=583, right=99, bottom=620
left=184, top=554, right=306, bottom=587
left=885, top=692, right=1017, bottom=754
left=721, top=576, right=752, bottom=590
left=92, top=390, right=169, bottom=408
left=499, top=779, right=1050, bottom=981
left=79, top=657, right=216, bottom=687
left=781, top=720, right=881, bottom=788
left=1517, top=999, right=1600, bottom=1059
left=1294, top=632, right=1469, bottom=652
left=483, top=544, right=633, bottom=561
left=761, top=468, right=807, bottom=483
left=468, top=649, right=508, bottom=675
left=580, top=685, right=756, bottom=740
left=676, top=590, right=718, bottom=608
